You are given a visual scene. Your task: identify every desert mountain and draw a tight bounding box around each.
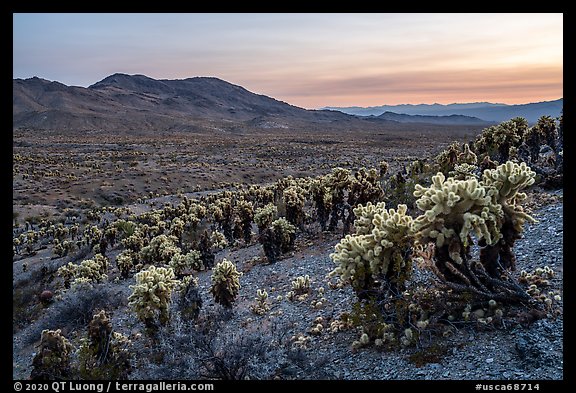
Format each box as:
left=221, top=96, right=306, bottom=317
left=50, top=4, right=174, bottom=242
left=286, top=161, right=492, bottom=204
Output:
left=324, top=99, right=563, bottom=124
left=13, top=74, right=355, bottom=132
left=371, top=111, right=492, bottom=125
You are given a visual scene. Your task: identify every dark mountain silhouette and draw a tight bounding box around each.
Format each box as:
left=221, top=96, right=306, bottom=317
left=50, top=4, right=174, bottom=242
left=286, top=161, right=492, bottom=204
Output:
left=13, top=74, right=356, bottom=132
left=323, top=99, right=563, bottom=124
left=372, top=111, right=493, bottom=125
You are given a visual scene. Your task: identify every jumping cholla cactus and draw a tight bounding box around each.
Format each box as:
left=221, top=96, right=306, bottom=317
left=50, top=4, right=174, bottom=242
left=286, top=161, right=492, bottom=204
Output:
left=254, top=203, right=278, bottom=231
left=30, top=329, right=73, bottom=380
left=128, top=266, right=179, bottom=333
left=291, top=274, right=311, bottom=295
left=271, top=218, right=297, bottom=253
left=283, top=185, right=307, bottom=228
left=139, top=234, right=181, bottom=266
left=57, top=254, right=108, bottom=289
left=169, top=250, right=203, bottom=277
left=78, top=310, right=132, bottom=379
left=330, top=202, right=414, bottom=298
left=176, top=275, right=202, bottom=320
left=412, top=160, right=536, bottom=301
left=116, top=249, right=136, bottom=279
left=249, top=289, right=270, bottom=315
left=210, top=259, right=242, bottom=308
left=235, top=199, right=255, bottom=244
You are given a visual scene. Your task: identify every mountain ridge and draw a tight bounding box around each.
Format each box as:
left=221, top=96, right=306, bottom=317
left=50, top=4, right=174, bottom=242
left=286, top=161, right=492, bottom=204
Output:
left=14, top=74, right=360, bottom=132
left=323, top=99, right=563, bottom=123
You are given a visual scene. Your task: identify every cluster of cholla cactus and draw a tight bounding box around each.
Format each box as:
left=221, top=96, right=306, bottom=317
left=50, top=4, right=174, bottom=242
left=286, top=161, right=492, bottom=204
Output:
left=330, top=201, right=414, bottom=299
left=30, top=329, right=74, bottom=380
left=169, top=250, right=203, bottom=278
left=286, top=274, right=311, bottom=301
left=139, top=234, right=181, bottom=266
left=209, top=259, right=242, bottom=308
left=77, top=310, right=132, bottom=379
left=255, top=204, right=297, bottom=263
left=57, top=254, right=108, bottom=289
left=249, top=289, right=270, bottom=315
left=128, top=266, right=179, bottom=334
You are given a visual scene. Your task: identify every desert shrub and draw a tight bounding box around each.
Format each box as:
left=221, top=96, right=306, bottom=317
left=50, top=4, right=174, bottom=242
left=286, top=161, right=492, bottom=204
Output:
left=132, top=310, right=288, bottom=380
left=21, top=284, right=126, bottom=348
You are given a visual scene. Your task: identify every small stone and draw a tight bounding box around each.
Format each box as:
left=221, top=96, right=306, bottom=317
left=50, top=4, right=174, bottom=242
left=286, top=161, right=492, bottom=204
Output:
left=486, top=358, right=494, bottom=363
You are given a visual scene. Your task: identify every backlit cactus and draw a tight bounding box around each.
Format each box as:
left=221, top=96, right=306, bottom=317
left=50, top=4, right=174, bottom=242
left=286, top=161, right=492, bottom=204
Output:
left=412, top=160, right=536, bottom=301
left=128, top=265, right=179, bottom=332
left=210, top=259, right=242, bottom=308
left=330, top=202, right=414, bottom=298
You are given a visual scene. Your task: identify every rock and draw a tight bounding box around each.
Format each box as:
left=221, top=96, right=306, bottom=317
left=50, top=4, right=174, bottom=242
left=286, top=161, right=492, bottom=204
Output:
left=486, top=358, right=494, bottom=363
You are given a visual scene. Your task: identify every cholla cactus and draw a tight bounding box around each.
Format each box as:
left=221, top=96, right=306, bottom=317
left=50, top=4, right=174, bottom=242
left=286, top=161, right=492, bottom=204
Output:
left=291, top=275, right=311, bottom=295
left=271, top=218, right=296, bottom=253
left=139, top=234, right=181, bottom=266
left=473, top=118, right=528, bottom=162
left=210, top=230, right=228, bottom=251
left=412, top=161, right=536, bottom=301
left=176, top=275, right=202, bottom=320
left=210, top=259, right=242, bottom=308
left=325, top=167, right=352, bottom=231
left=309, top=178, right=331, bottom=231
left=57, top=255, right=108, bottom=289
left=235, top=199, right=254, bottom=244
left=30, top=329, right=73, bottom=380
left=116, top=249, right=136, bottom=279
left=345, top=167, right=385, bottom=234
left=330, top=202, right=414, bottom=298
left=458, top=144, right=478, bottom=165
left=169, top=250, right=203, bottom=277
left=78, top=310, right=132, bottom=379
left=449, top=163, right=479, bottom=180
left=254, top=203, right=278, bottom=230
left=249, top=289, right=270, bottom=315
left=128, top=266, right=179, bottom=332
left=283, top=185, right=307, bottom=228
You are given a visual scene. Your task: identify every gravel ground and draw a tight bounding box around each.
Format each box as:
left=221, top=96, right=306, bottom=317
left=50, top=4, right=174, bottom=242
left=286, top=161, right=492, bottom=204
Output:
left=13, top=189, right=563, bottom=381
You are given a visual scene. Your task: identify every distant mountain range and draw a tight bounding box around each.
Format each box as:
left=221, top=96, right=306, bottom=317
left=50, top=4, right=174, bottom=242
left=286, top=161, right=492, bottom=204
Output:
left=323, top=99, right=563, bottom=124
left=370, top=111, right=492, bottom=125
left=13, top=74, right=561, bottom=132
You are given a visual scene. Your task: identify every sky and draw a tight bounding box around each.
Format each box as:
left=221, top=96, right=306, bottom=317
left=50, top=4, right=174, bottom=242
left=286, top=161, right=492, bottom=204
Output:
left=13, top=13, right=563, bottom=109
